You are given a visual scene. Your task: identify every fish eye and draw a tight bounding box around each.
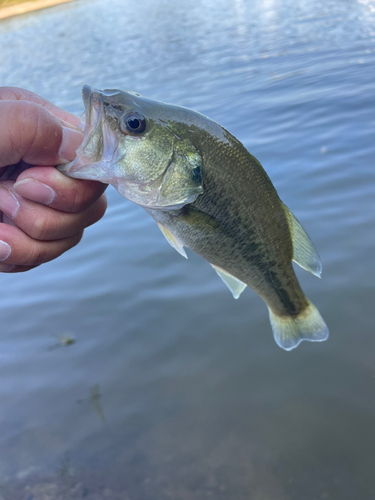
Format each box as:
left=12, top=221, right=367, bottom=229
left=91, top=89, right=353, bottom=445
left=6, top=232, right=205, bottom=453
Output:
left=121, top=112, right=146, bottom=134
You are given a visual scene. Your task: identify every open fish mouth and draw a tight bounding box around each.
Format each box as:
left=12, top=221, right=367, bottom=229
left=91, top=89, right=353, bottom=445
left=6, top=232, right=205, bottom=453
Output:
left=58, top=85, right=120, bottom=182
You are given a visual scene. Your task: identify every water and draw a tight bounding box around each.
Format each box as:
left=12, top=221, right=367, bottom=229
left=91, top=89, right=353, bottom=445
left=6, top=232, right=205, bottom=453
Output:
left=0, top=0, right=374, bottom=497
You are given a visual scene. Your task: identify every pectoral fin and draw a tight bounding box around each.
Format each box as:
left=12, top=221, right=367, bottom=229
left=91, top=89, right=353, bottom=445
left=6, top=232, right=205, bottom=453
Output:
left=283, top=205, right=322, bottom=278
left=211, top=264, right=247, bottom=299
left=157, top=223, right=187, bottom=259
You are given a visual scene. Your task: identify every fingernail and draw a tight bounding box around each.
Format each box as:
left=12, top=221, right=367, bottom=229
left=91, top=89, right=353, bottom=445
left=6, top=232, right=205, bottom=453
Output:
left=14, top=179, right=55, bottom=205
left=58, top=126, right=84, bottom=163
left=0, top=263, right=14, bottom=272
left=0, top=185, right=20, bottom=219
left=0, top=240, right=11, bottom=261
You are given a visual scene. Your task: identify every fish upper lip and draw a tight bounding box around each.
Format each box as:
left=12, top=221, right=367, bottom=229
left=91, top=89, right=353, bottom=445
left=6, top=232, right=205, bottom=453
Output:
left=65, top=84, right=106, bottom=171
left=82, top=84, right=92, bottom=113
left=80, top=85, right=104, bottom=134
left=81, top=86, right=103, bottom=140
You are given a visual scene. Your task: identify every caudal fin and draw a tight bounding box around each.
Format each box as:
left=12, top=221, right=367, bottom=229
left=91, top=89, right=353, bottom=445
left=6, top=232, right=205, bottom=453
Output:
left=268, top=301, right=329, bottom=351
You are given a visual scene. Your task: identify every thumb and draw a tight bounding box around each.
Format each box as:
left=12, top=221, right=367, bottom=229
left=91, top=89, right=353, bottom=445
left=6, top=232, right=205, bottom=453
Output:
left=0, top=100, right=83, bottom=168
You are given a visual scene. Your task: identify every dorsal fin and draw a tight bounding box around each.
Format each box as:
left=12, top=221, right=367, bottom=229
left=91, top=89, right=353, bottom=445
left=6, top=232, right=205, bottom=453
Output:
left=211, top=264, right=247, bottom=299
left=157, top=223, right=187, bottom=259
left=283, top=205, right=322, bottom=278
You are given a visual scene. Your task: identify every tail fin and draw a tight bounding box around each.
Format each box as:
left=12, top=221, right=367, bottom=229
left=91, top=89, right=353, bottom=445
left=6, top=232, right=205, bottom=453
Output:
left=268, top=301, right=329, bottom=351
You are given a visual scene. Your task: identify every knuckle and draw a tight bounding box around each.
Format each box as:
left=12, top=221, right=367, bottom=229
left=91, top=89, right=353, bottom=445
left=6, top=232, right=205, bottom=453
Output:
left=8, top=102, right=44, bottom=159
left=28, top=212, right=53, bottom=240
left=25, top=244, right=47, bottom=266
left=22, top=230, right=83, bottom=267
left=15, top=102, right=39, bottom=145
left=9, top=102, right=61, bottom=163
left=0, top=88, right=18, bottom=101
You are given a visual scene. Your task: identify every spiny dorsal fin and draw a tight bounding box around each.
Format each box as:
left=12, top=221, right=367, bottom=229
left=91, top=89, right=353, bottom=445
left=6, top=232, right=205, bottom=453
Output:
left=211, top=264, right=247, bottom=299
left=283, top=205, right=322, bottom=278
left=157, top=223, right=187, bottom=259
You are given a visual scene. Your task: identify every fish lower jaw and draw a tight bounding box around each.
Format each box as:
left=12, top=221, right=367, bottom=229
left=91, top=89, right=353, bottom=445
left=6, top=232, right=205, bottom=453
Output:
left=57, top=159, right=111, bottom=183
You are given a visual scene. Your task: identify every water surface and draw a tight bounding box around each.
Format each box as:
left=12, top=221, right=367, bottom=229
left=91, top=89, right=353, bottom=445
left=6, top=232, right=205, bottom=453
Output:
left=0, top=0, right=374, bottom=498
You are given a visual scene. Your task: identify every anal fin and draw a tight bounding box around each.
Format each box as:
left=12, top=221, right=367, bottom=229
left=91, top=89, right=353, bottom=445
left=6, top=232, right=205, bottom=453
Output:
left=211, top=264, right=247, bottom=299
left=157, top=223, right=187, bottom=259
left=283, top=205, right=322, bottom=278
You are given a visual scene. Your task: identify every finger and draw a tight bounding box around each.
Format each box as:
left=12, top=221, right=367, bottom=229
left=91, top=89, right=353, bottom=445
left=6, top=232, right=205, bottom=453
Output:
left=0, top=87, right=80, bottom=128
left=0, top=181, right=107, bottom=240
left=0, top=223, right=83, bottom=267
left=0, top=262, right=38, bottom=273
left=0, top=101, right=83, bottom=168
left=13, top=166, right=108, bottom=213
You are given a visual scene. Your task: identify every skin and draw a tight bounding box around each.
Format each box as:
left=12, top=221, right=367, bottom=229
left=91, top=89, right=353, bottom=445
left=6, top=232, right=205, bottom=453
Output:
left=0, top=87, right=107, bottom=273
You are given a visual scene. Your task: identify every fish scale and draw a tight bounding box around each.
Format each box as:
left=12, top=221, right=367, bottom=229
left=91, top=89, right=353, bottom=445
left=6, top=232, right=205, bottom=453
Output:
left=59, top=85, right=328, bottom=351
left=151, top=129, right=306, bottom=316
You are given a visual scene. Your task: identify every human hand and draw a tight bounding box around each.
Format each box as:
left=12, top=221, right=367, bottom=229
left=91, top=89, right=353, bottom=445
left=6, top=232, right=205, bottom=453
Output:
left=0, top=87, right=107, bottom=273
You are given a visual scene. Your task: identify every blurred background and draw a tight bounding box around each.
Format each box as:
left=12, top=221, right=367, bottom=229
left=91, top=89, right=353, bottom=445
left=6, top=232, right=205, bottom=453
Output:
left=0, top=0, right=374, bottom=498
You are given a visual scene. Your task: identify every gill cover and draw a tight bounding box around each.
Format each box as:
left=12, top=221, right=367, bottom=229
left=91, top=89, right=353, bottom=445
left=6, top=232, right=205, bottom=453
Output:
left=154, top=139, right=203, bottom=209
left=58, top=85, right=204, bottom=211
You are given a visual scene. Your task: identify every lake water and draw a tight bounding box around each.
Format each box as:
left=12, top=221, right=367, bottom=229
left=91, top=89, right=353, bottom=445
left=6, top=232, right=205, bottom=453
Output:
left=0, top=0, right=374, bottom=498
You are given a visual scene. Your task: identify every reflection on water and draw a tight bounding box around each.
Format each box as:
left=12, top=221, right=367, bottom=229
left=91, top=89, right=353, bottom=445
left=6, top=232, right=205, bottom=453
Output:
left=0, top=0, right=374, bottom=498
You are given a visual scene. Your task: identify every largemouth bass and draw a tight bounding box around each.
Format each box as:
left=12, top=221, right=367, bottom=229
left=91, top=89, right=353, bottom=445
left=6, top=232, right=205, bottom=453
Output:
left=59, top=85, right=329, bottom=351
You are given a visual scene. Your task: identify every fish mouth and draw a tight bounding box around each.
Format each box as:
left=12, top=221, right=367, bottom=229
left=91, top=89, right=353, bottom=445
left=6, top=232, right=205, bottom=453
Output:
left=58, top=85, right=119, bottom=182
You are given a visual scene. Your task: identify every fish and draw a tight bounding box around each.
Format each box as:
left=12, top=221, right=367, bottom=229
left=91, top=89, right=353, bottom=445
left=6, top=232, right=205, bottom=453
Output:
left=58, top=84, right=329, bottom=351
